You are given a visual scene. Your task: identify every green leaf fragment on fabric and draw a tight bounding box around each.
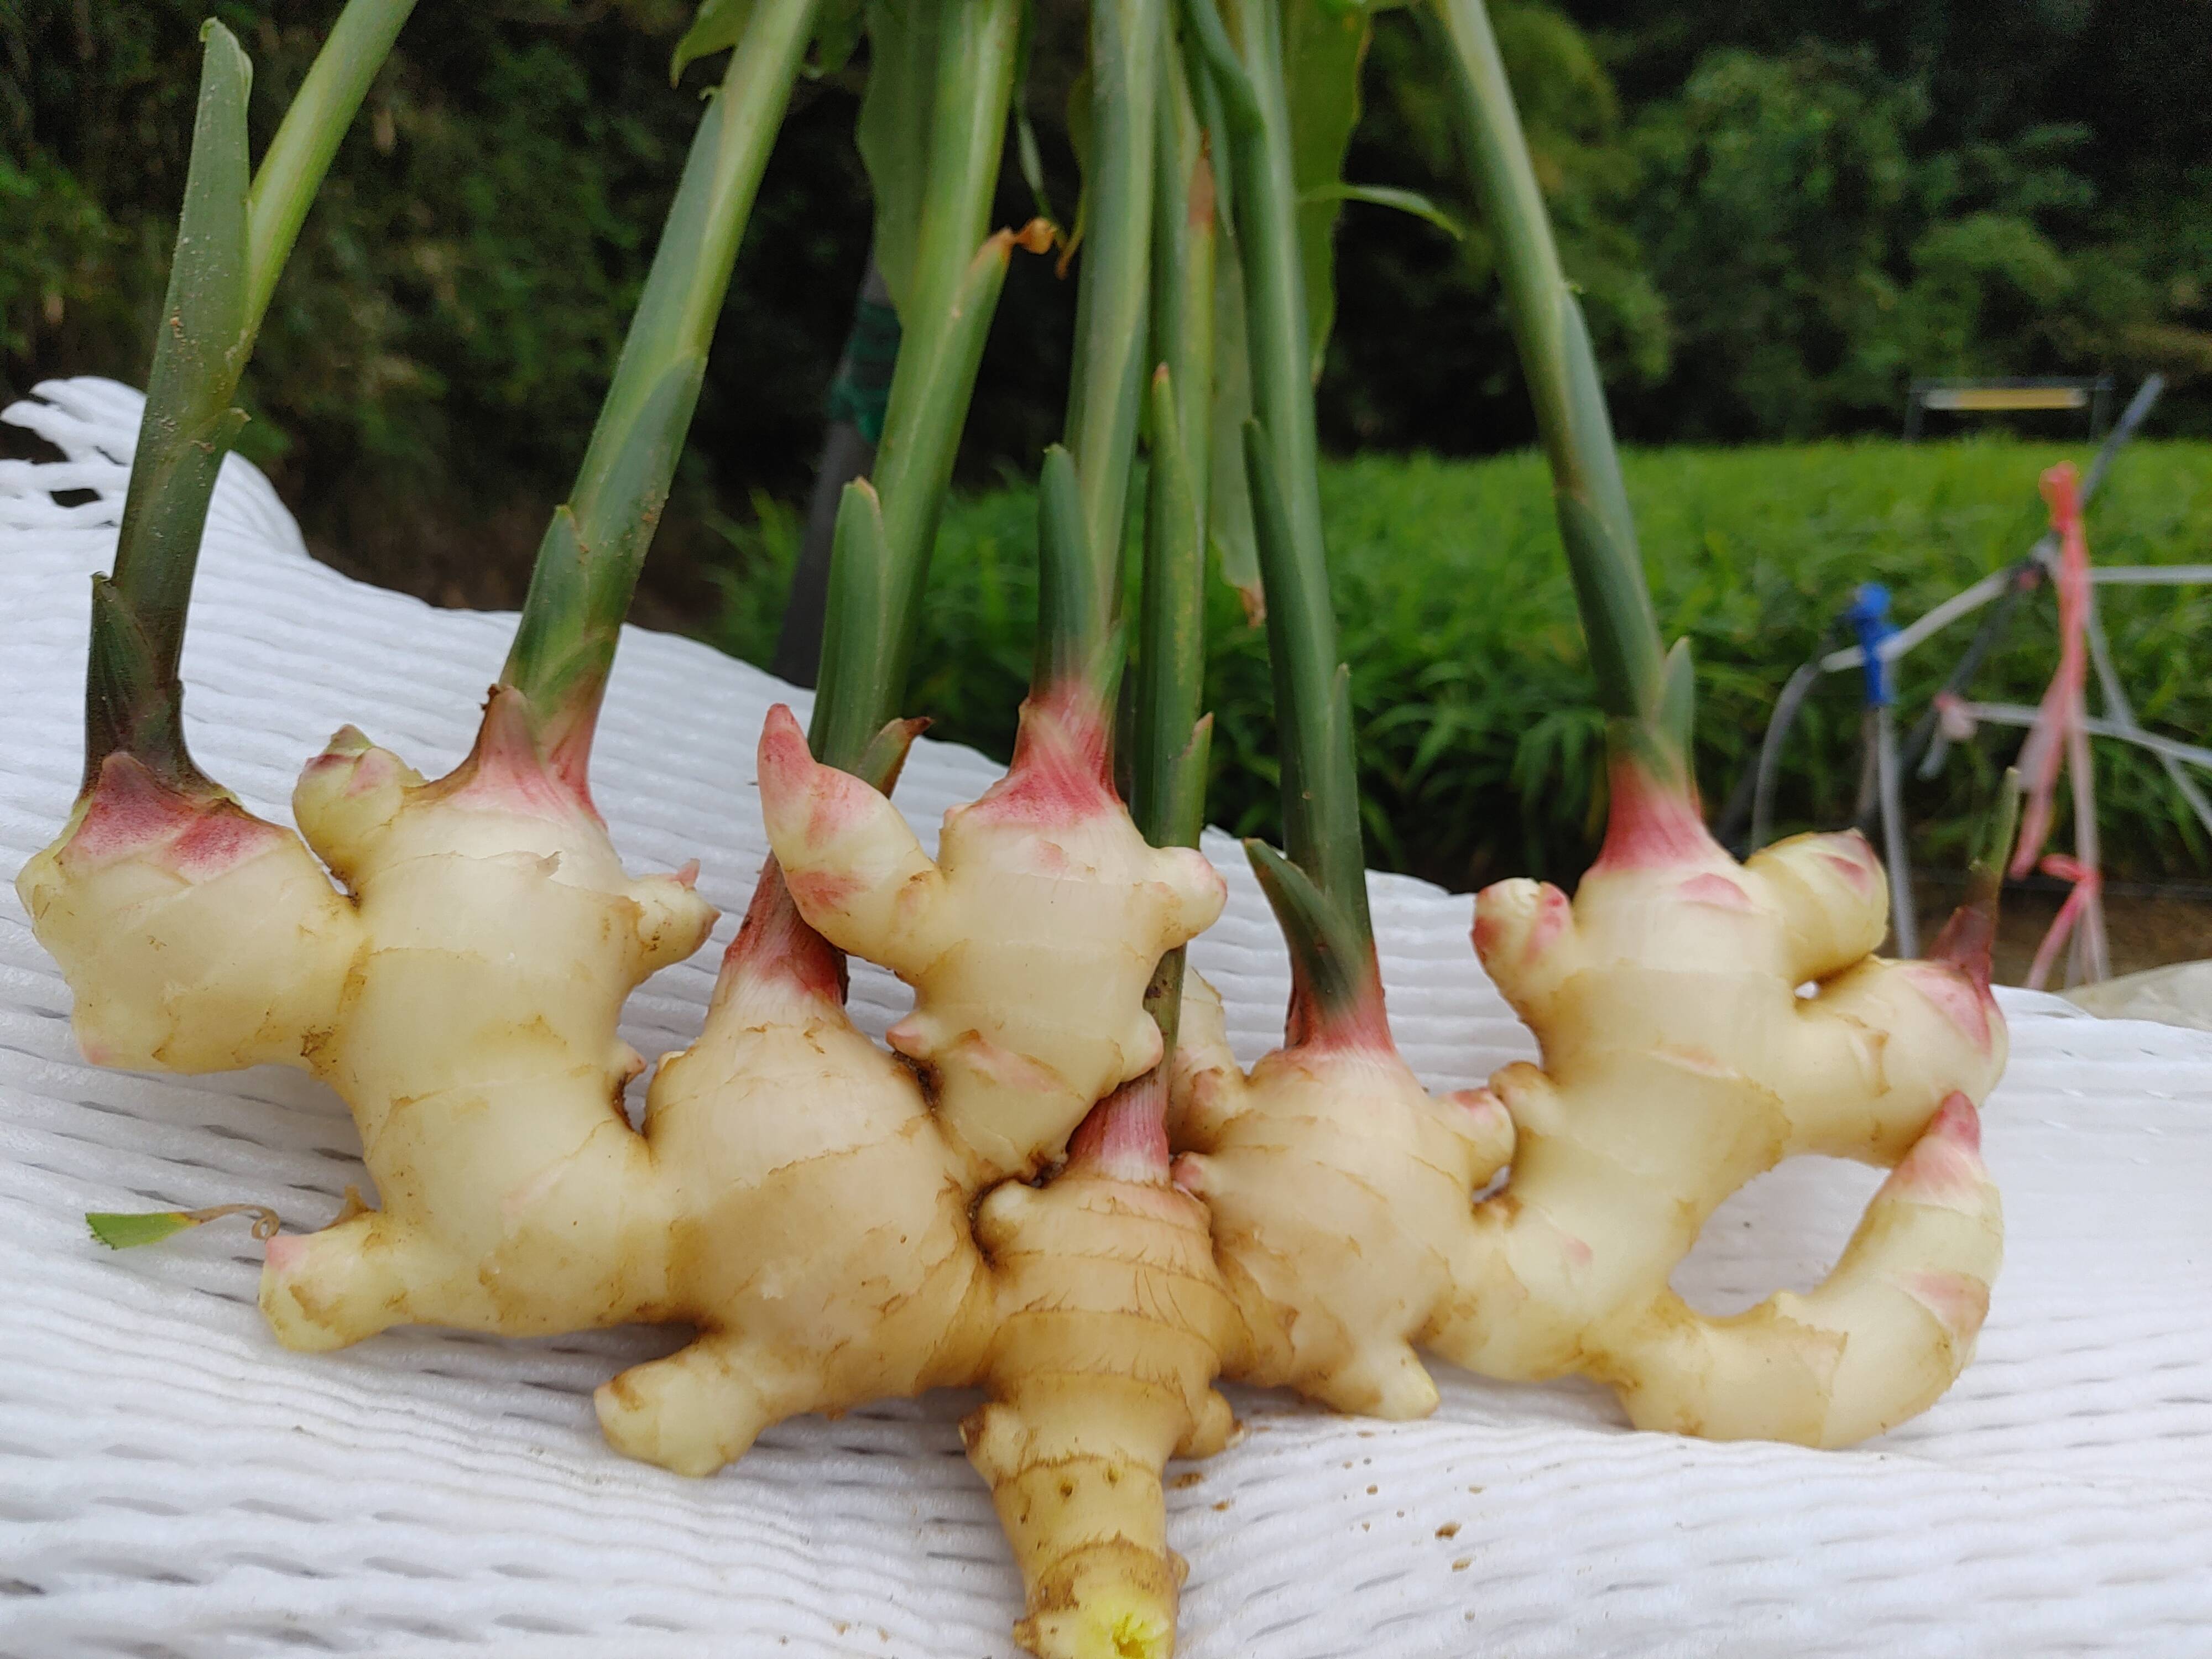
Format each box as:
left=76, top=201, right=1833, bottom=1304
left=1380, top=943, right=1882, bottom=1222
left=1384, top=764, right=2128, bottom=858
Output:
left=86, top=1212, right=201, bottom=1250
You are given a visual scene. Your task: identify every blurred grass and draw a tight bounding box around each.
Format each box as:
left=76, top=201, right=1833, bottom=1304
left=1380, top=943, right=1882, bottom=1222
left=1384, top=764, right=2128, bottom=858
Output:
left=700, top=436, right=2212, bottom=887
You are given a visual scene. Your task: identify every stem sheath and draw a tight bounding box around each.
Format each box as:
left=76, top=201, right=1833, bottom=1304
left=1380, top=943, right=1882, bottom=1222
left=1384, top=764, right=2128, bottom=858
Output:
left=1185, top=0, right=1370, bottom=951
left=1126, top=35, right=1218, bottom=1062
left=502, top=0, right=820, bottom=763
left=1430, top=0, right=1679, bottom=778
left=90, top=1, right=416, bottom=793
left=1060, top=0, right=1162, bottom=610
left=244, top=0, right=417, bottom=328
left=812, top=0, right=1025, bottom=769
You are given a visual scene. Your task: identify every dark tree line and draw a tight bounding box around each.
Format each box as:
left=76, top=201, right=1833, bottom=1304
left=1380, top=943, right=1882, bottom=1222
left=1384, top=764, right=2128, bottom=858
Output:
left=4, top=0, right=2208, bottom=611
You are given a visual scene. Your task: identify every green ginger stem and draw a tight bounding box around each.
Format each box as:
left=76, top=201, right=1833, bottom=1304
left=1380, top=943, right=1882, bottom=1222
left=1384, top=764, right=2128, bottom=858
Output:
left=1125, top=365, right=1207, bottom=860
left=1150, top=36, right=1216, bottom=580
left=88, top=1, right=416, bottom=794
left=1429, top=0, right=1683, bottom=782
left=1131, top=368, right=1210, bottom=1055
left=1126, top=31, right=1216, bottom=1060
left=243, top=1, right=416, bottom=328
left=502, top=0, right=820, bottom=759
left=1130, top=30, right=1216, bottom=857
left=1183, top=0, right=1374, bottom=985
left=810, top=0, right=1025, bottom=771
left=1022, top=0, right=1165, bottom=717
left=1058, top=0, right=1163, bottom=611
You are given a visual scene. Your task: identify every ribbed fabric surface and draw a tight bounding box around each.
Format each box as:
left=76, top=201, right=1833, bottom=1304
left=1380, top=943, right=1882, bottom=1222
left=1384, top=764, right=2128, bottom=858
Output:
left=3, top=379, right=2208, bottom=1658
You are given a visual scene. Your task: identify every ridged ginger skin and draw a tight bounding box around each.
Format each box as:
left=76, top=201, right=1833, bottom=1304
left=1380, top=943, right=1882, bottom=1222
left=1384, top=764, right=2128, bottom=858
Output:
left=593, top=863, right=994, bottom=1477
left=1167, top=785, right=2004, bottom=1449
left=967, top=1078, right=1244, bottom=1659
left=31, top=687, right=1259, bottom=1659
left=759, top=695, right=1227, bottom=1181
left=1170, top=976, right=1512, bottom=1419
left=257, top=697, right=716, bottom=1345
left=602, top=863, right=1248, bottom=1657
left=27, top=692, right=1010, bottom=1478
left=18, top=755, right=361, bottom=1073
left=263, top=708, right=1000, bottom=1478
left=25, top=688, right=718, bottom=1345
left=1432, top=777, right=2006, bottom=1448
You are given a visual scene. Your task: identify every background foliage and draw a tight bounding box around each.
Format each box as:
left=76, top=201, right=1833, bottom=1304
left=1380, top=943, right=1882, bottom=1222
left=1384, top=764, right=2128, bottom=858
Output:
left=9, top=2, right=2211, bottom=558
left=7, top=0, right=2211, bottom=878
left=705, top=438, right=2212, bottom=888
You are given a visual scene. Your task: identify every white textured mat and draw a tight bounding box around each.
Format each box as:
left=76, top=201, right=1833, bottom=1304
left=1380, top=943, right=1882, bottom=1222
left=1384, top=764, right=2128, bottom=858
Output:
left=4, top=378, right=2210, bottom=1658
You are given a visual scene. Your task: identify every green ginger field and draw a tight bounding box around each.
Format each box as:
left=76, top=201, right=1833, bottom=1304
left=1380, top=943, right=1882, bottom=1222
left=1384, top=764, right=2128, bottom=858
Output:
left=706, top=437, right=2212, bottom=891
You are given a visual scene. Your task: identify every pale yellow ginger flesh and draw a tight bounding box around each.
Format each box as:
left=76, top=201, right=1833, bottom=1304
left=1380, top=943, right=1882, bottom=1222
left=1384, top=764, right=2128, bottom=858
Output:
left=1168, top=800, right=2004, bottom=1448
left=23, top=692, right=713, bottom=1344
left=759, top=696, right=1226, bottom=1182
left=591, top=858, right=994, bottom=1476
left=262, top=714, right=997, bottom=1469
left=39, top=723, right=1019, bottom=1495
left=1170, top=974, right=1512, bottom=1419
left=19, top=755, right=361, bottom=1073
left=1429, top=793, right=2007, bottom=1448
left=29, top=698, right=1002, bottom=1477
left=967, top=1077, right=1243, bottom=1659
left=29, top=690, right=1248, bottom=1659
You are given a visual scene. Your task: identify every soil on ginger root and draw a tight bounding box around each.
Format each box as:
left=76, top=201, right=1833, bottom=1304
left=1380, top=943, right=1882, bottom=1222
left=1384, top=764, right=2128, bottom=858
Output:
left=1910, top=875, right=2212, bottom=988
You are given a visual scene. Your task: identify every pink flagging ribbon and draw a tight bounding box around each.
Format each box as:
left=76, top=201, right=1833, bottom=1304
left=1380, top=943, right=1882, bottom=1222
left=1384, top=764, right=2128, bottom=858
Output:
left=2025, top=853, right=2103, bottom=993
left=2011, top=464, right=2091, bottom=879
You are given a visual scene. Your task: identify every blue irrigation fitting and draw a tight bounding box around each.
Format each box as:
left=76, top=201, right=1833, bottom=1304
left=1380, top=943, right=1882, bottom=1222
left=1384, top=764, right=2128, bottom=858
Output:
left=1846, top=582, right=1898, bottom=708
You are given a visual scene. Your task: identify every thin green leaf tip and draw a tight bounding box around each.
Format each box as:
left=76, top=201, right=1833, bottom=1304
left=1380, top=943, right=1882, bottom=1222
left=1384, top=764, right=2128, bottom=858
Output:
left=1300, top=181, right=1467, bottom=240
left=1970, top=768, right=2024, bottom=899
left=671, top=0, right=754, bottom=82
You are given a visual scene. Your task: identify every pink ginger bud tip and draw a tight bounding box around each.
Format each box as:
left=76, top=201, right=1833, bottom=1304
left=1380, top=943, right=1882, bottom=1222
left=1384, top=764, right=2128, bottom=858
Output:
left=1676, top=872, right=1756, bottom=912
left=1812, top=831, right=1880, bottom=893
left=1903, top=961, right=1995, bottom=1051
left=1928, top=1091, right=1983, bottom=1154
left=263, top=1232, right=306, bottom=1274
left=315, top=725, right=373, bottom=760
left=1471, top=880, right=1568, bottom=967
left=1900, top=1269, right=1991, bottom=1339
left=69, top=755, right=280, bottom=877
left=1593, top=759, right=1719, bottom=874
left=758, top=705, right=880, bottom=846
left=1886, top=1093, right=1989, bottom=1206
left=757, top=704, right=811, bottom=791
left=1447, top=1087, right=1507, bottom=1124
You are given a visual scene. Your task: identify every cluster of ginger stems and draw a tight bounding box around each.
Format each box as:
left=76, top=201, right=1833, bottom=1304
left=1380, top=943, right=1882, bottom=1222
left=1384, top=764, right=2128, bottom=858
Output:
left=22, top=1, right=2015, bottom=1653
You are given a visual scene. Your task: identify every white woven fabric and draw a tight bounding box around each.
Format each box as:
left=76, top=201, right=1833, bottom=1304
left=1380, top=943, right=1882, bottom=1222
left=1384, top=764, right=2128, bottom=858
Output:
left=4, top=377, right=2209, bottom=1658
